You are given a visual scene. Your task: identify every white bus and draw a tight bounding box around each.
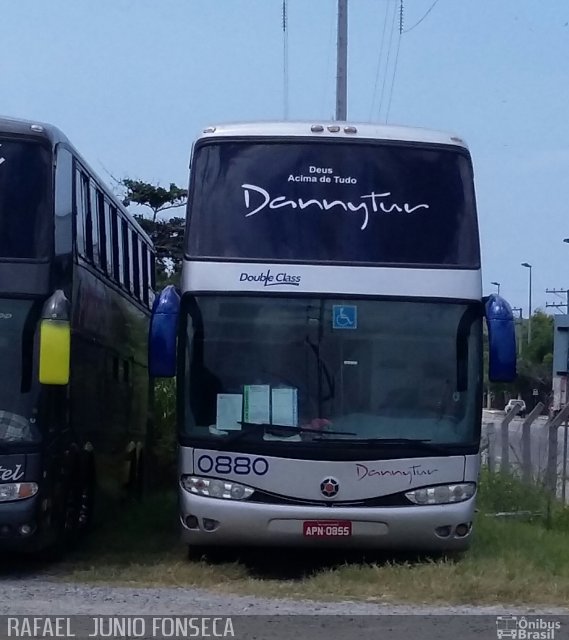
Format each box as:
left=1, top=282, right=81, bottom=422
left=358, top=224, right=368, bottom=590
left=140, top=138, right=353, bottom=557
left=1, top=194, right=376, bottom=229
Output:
left=149, top=121, right=516, bottom=552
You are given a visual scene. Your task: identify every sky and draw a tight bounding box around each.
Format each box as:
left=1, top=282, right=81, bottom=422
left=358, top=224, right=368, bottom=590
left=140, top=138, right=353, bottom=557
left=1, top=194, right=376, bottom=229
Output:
left=1, top=0, right=568, bottom=314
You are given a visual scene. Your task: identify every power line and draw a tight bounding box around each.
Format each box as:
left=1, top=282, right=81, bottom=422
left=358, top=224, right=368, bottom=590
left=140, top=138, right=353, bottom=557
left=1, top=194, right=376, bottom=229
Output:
left=402, top=0, right=440, bottom=34
left=282, top=0, right=289, bottom=120
left=369, top=0, right=392, bottom=120
left=378, top=0, right=399, bottom=120
left=385, top=0, right=404, bottom=123
left=546, top=288, right=569, bottom=314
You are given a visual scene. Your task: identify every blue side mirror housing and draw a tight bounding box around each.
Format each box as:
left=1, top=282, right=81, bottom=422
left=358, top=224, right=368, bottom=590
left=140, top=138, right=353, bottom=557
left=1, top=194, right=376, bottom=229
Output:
left=485, top=294, right=517, bottom=382
left=149, top=285, right=180, bottom=378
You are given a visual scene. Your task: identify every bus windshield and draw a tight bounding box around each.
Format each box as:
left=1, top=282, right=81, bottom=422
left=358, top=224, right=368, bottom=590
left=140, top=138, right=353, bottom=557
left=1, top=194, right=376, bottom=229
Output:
left=187, top=140, right=479, bottom=267
left=0, top=139, right=51, bottom=260
left=0, top=299, right=41, bottom=445
left=180, top=296, right=482, bottom=448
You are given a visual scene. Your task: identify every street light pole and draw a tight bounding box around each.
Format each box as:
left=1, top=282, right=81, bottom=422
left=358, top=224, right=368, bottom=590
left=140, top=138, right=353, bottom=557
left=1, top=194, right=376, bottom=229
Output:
left=491, top=281, right=501, bottom=296
left=521, top=263, right=532, bottom=345
left=561, top=241, right=569, bottom=504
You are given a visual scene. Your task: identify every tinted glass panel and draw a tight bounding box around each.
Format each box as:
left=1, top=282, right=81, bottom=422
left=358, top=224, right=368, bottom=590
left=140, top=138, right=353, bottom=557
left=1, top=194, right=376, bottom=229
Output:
left=141, top=244, right=149, bottom=305
left=81, top=173, right=93, bottom=260
left=97, top=192, right=107, bottom=271
left=104, top=201, right=113, bottom=276
left=0, top=139, right=51, bottom=259
left=89, top=185, right=100, bottom=266
left=54, top=147, right=73, bottom=256
left=121, top=219, right=130, bottom=290
left=131, top=231, right=140, bottom=299
left=110, top=206, right=121, bottom=283
left=187, top=141, right=479, bottom=267
left=75, top=168, right=86, bottom=255
left=150, top=250, right=156, bottom=290
left=181, top=296, right=482, bottom=448
left=0, top=298, right=41, bottom=444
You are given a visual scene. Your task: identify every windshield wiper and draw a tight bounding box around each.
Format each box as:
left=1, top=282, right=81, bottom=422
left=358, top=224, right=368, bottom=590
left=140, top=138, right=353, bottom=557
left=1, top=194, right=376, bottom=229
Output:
left=239, top=421, right=356, bottom=436
left=310, top=437, right=451, bottom=452
left=220, top=422, right=356, bottom=443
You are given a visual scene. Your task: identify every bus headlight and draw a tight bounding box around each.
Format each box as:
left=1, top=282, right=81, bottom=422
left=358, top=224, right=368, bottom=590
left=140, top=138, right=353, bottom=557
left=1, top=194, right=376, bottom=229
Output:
left=0, top=482, right=38, bottom=502
left=180, top=475, right=254, bottom=500
left=405, top=483, right=476, bottom=505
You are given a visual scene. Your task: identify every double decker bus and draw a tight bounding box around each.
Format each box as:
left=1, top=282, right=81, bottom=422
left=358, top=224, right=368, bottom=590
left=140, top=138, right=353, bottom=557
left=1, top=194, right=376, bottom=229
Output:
left=150, top=121, right=516, bottom=552
left=0, top=116, right=155, bottom=553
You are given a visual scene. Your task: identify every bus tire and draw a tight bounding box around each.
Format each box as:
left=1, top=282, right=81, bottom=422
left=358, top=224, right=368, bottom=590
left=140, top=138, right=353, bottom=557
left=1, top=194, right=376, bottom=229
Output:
left=42, top=457, right=87, bottom=560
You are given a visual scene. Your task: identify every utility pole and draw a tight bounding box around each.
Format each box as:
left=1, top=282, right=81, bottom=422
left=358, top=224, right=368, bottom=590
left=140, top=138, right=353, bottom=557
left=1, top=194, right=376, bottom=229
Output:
left=545, top=288, right=569, bottom=315
left=336, top=0, right=348, bottom=121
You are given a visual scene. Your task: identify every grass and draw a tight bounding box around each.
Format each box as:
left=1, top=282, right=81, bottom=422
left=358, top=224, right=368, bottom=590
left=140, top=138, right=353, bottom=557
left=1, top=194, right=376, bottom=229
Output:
left=28, top=471, right=569, bottom=606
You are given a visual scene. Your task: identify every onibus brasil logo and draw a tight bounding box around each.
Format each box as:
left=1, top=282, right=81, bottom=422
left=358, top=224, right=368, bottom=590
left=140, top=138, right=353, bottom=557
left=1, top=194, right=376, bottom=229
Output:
left=496, top=616, right=561, bottom=639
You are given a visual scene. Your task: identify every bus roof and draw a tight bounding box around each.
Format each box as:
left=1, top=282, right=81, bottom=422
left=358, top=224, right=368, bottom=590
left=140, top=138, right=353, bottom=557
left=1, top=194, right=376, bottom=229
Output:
left=0, top=114, right=71, bottom=146
left=195, top=120, right=470, bottom=149
left=0, top=115, right=153, bottom=246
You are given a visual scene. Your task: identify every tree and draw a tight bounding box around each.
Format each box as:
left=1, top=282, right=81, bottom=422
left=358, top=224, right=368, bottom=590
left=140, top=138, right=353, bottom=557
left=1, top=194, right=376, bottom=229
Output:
left=121, top=179, right=187, bottom=224
left=516, top=311, right=554, bottom=410
left=485, top=310, right=554, bottom=411
left=118, top=178, right=187, bottom=286
left=135, top=216, right=185, bottom=287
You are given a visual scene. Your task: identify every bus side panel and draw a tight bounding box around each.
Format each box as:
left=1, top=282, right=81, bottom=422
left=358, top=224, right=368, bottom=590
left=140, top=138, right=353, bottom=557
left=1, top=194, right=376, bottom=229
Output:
left=69, top=262, right=150, bottom=516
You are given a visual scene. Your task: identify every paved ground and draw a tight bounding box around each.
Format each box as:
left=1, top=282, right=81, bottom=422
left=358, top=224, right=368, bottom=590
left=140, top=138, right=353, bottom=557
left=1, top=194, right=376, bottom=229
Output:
left=0, top=578, right=567, bottom=640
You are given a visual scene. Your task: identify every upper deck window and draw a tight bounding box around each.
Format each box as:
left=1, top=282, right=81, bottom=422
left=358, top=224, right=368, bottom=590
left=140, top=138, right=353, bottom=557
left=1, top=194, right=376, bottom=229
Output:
left=0, top=139, right=51, bottom=260
left=186, top=139, right=480, bottom=268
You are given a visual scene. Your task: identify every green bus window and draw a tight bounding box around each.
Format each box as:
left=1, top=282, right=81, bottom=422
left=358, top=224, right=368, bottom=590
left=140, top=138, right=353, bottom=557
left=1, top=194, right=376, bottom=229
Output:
left=141, top=244, right=150, bottom=306
left=110, top=206, right=121, bottom=284
left=121, top=218, right=130, bottom=292
left=82, top=174, right=93, bottom=261
left=131, top=231, right=141, bottom=300
left=97, top=192, right=107, bottom=272
left=89, top=184, right=100, bottom=267
left=54, top=147, right=73, bottom=257
left=103, top=200, right=113, bottom=277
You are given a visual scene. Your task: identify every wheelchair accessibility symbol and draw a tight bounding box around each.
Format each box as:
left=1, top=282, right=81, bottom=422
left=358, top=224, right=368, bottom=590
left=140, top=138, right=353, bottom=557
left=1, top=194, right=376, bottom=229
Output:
left=332, top=305, right=357, bottom=330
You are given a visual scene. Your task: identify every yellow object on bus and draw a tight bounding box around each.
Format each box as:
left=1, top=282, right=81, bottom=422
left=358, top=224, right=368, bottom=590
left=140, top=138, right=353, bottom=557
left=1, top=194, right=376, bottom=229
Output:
left=39, top=319, right=70, bottom=385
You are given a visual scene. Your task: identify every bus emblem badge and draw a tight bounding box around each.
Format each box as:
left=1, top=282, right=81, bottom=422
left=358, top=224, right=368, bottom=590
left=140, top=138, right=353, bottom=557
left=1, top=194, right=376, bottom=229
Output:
left=320, top=477, right=339, bottom=498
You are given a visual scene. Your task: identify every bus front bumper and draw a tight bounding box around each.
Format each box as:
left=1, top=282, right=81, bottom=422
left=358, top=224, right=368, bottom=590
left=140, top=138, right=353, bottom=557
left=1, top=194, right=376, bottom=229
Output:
left=179, top=492, right=476, bottom=551
left=0, top=496, right=49, bottom=551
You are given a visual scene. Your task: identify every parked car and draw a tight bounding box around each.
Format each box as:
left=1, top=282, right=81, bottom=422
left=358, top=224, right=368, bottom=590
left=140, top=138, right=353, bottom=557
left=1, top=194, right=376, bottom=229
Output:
left=505, top=399, right=526, bottom=417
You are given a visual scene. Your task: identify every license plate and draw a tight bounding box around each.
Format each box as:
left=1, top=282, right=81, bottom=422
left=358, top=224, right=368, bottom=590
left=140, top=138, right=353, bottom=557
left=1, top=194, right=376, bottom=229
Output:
left=303, top=520, right=352, bottom=537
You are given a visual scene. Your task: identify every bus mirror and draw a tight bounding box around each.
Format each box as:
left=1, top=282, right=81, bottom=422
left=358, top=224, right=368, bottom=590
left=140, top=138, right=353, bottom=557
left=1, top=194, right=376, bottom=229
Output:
left=39, top=290, right=71, bottom=385
left=485, top=294, right=516, bottom=383
left=149, top=285, right=180, bottom=378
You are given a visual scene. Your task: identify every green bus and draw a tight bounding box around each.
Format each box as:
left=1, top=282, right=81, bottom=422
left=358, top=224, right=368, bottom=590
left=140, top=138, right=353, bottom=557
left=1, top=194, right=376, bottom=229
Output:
left=0, top=116, right=155, bottom=553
